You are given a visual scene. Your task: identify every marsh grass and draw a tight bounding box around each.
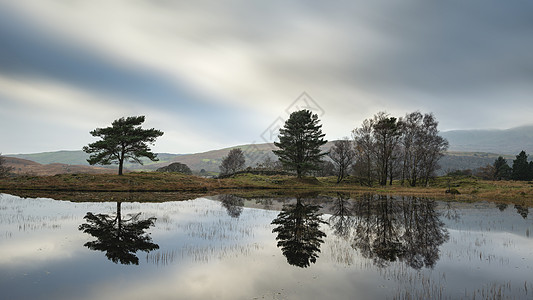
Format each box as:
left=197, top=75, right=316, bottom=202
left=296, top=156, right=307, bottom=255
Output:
left=1, top=172, right=533, bottom=205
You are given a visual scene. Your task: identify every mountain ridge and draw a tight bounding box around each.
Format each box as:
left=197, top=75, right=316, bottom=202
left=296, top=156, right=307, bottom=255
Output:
left=6, top=125, right=532, bottom=175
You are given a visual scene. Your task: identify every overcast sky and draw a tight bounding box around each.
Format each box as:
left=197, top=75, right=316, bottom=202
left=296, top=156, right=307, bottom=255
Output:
left=1, top=0, right=532, bottom=154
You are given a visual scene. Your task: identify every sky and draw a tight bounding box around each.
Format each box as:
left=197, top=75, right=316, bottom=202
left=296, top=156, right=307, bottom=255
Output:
left=1, top=0, right=532, bottom=154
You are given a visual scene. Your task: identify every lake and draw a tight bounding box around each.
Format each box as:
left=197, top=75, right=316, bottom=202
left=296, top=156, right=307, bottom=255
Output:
left=1, top=192, right=532, bottom=300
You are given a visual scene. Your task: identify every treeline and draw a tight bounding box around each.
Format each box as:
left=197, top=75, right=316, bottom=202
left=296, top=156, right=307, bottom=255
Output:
left=351, top=111, right=448, bottom=186
left=471, top=151, right=533, bottom=181
left=218, top=110, right=449, bottom=187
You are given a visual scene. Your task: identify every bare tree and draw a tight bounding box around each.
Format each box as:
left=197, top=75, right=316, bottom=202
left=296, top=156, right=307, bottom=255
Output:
left=418, top=114, right=448, bottom=185
left=0, top=153, right=13, bottom=178
left=329, top=138, right=356, bottom=183
left=352, top=118, right=375, bottom=186
left=399, top=112, right=423, bottom=186
left=219, top=148, right=246, bottom=175
left=354, top=111, right=448, bottom=187
left=372, top=112, right=401, bottom=185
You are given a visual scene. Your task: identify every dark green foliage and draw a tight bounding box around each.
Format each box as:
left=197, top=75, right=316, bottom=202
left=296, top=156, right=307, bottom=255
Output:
left=511, top=151, right=532, bottom=181
left=271, top=198, right=327, bottom=268
left=78, top=202, right=159, bottom=265
left=273, top=110, right=328, bottom=178
left=493, top=156, right=511, bottom=180
left=156, top=162, right=192, bottom=174
left=83, top=116, right=163, bottom=175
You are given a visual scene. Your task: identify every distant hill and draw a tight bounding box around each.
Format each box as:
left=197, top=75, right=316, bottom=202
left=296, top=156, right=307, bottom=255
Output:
left=441, top=125, right=533, bottom=154
left=4, top=157, right=114, bottom=176
left=9, top=151, right=182, bottom=170
left=9, top=127, right=532, bottom=176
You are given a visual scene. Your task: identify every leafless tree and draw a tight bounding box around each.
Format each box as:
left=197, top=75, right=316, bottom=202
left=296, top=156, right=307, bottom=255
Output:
left=373, top=112, right=402, bottom=186
left=418, top=114, right=449, bottom=185
left=353, top=111, right=448, bottom=187
left=0, top=153, right=13, bottom=178
left=352, top=118, right=375, bottom=186
left=329, top=138, right=356, bottom=183
left=219, top=148, right=246, bottom=175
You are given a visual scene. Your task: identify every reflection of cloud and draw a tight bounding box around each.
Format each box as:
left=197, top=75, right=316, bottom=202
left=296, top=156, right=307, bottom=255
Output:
left=0, top=225, right=86, bottom=266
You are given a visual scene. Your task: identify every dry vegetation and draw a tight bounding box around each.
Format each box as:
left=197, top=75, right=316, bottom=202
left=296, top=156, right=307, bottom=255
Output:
left=0, top=172, right=532, bottom=206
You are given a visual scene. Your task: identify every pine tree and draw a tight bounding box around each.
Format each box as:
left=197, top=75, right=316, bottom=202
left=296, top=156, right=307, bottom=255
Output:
left=493, top=156, right=511, bottom=180
left=511, top=151, right=531, bottom=181
left=83, top=116, right=163, bottom=175
left=273, top=110, right=328, bottom=178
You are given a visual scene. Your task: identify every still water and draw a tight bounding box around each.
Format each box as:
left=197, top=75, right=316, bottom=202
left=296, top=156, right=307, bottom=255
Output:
left=1, top=192, right=532, bottom=300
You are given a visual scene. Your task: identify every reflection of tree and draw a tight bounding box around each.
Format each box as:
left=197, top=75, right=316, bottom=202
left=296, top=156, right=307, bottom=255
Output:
left=514, top=204, right=529, bottom=219
left=79, top=202, right=159, bottom=265
left=219, top=194, right=245, bottom=218
left=401, top=197, right=448, bottom=269
left=443, top=202, right=460, bottom=221
left=328, top=192, right=354, bottom=239
left=351, top=195, right=449, bottom=269
left=496, top=203, right=508, bottom=212
left=271, top=197, right=327, bottom=268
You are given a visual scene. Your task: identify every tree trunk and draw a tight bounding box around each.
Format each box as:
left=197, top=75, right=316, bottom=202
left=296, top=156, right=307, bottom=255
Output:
left=118, top=159, right=124, bottom=175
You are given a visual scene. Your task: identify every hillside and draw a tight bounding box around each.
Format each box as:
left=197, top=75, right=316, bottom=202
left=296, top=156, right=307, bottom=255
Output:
left=9, top=151, right=182, bottom=170
left=441, top=125, right=533, bottom=154
left=6, top=142, right=514, bottom=176
left=9, top=124, right=533, bottom=175
left=4, top=157, right=114, bottom=176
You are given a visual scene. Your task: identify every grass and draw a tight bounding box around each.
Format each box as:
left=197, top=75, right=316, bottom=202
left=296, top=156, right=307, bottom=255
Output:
left=0, top=172, right=532, bottom=205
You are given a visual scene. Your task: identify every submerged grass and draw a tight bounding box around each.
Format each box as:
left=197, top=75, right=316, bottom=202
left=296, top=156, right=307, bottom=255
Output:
left=0, top=172, right=532, bottom=205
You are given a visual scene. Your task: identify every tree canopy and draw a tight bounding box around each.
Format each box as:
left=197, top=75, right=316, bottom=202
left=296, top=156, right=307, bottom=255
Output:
left=271, top=197, right=327, bottom=268
left=493, top=156, right=511, bottom=180
left=273, top=110, right=328, bottom=178
left=78, top=202, right=159, bottom=265
left=511, top=151, right=532, bottom=181
left=83, top=116, right=163, bottom=175
left=352, top=111, right=448, bottom=186
left=156, top=162, right=192, bottom=174
left=329, top=139, right=355, bottom=183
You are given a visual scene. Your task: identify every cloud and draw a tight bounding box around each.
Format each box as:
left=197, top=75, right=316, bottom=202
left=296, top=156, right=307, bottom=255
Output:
left=1, top=0, right=532, bottom=153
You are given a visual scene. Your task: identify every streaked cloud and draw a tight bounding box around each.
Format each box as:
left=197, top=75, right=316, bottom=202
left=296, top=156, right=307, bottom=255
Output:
left=1, top=0, right=532, bottom=153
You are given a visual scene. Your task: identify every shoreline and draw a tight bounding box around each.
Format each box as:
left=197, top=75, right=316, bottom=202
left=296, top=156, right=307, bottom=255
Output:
left=1, top=172, right=532, bottom=205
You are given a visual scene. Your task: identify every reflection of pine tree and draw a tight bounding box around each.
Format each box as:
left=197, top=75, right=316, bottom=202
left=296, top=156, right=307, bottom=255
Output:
left=79, top=202, right=159, bottom=265
left=272, top=198, right=327, bottom=268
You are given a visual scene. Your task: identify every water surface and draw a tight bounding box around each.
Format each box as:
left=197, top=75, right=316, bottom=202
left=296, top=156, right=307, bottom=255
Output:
left=1, top=193, right=532, bottom=299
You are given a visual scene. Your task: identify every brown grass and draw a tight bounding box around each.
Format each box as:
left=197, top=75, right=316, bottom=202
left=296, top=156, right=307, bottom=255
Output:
left=1, top=172, right=532, bottom=206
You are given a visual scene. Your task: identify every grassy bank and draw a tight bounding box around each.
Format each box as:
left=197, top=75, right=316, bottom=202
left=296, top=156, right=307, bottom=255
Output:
left=0, top=172, right=532, bottom=205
